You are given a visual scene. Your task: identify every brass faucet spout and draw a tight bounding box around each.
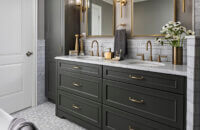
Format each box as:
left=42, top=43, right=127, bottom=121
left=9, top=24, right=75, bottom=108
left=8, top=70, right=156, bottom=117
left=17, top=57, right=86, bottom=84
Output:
left=91, top=40, right=99, bottom=56
left=146, top=40, right=153, bottom=61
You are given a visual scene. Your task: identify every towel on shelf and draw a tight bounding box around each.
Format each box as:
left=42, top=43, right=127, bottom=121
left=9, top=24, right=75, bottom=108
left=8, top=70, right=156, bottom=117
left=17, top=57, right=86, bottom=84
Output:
left=8, top=118, right=38, bottom=130
left=114, top=29, right=127, bottom=59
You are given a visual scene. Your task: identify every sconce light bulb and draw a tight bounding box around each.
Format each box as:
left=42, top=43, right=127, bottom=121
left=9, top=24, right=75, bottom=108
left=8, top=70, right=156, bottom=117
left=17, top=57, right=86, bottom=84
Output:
left=76, top=0, right=81, bottom=6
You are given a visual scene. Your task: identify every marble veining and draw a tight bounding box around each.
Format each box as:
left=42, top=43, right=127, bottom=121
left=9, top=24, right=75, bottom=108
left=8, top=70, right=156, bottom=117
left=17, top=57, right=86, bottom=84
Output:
left=55, top=56, right=187, bottom=76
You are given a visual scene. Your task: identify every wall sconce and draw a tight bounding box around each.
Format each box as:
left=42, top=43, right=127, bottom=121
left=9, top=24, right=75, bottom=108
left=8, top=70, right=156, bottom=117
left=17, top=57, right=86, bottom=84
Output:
left=117, top=0, right=127, bottom=18
left=76, top=0, right=86, bottom=22
left=182, top=0, right=185, bottom=13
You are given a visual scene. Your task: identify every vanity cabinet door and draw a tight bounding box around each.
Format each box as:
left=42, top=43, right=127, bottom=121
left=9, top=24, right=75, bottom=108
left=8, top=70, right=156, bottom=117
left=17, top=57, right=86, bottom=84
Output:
left=57, top=90, right=102, bottom=128
left=103, top=66, right=186, bottom=94
left=57, top=71, right=102, bottom=102
left=103, top=105, right=178, bottom=130
left=58, top=60, right=102, bottom=78
left=103, top=80, right=184, bottom=129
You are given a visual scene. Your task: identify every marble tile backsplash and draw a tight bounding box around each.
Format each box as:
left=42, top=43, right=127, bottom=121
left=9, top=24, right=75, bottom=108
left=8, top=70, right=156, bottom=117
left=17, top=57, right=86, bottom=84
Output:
left=83, top=38, right=187, bottom=64
left=37, top=40, right=47, bottom=105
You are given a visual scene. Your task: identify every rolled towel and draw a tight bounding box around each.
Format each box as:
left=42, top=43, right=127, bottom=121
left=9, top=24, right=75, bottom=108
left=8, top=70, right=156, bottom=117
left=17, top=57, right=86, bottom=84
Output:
left=8, top=118, right=38, bottom=130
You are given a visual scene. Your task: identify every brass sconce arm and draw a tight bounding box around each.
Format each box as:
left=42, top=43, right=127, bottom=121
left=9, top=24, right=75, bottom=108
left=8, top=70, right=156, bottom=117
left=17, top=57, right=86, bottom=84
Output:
left=76, top=0, right=86, bottom=22
left=117, top=0, right=127, bottom=18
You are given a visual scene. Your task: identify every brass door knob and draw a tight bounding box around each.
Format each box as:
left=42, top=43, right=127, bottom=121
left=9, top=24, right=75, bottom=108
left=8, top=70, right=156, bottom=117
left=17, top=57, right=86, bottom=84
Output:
left=26, top=51, right=33, bottom=57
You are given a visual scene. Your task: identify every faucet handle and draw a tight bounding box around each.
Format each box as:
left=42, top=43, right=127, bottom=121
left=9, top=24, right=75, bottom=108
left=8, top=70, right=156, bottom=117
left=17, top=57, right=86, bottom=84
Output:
left=91, top=51, right=94, bottom=56
left=137, top=54, right=144, bottom=61
left=157, top=55, right=168, bottom=62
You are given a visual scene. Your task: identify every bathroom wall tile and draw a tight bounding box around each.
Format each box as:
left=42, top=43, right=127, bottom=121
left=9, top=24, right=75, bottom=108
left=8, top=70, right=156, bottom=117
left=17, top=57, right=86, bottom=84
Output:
left=186, top=36, right=200, bottom=130
left=37, top=40, right=47, bottom=105
left=84, top=38, right=187, bottom=64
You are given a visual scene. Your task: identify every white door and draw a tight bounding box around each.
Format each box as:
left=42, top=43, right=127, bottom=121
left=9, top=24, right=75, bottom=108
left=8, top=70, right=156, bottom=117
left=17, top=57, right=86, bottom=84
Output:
left=0, top=0, right=36, bottom=113
left=91, top=3, right=102, bottom=35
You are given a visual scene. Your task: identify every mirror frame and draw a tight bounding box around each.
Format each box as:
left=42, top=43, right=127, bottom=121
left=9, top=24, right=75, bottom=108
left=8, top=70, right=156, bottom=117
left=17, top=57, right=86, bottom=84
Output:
left=131, top=0, right=176, bottom=37
left=86, top=0, right=116, bottom=37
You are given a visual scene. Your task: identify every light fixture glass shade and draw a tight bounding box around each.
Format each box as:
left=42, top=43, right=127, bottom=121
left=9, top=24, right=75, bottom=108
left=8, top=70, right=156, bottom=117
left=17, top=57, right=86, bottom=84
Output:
left=76, top=0, right=81, bottom=5
left=87, top=0, right=90, bottom=8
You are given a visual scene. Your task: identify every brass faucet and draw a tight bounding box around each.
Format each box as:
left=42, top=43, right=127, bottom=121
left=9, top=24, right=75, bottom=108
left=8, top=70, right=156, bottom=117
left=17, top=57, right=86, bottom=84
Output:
left=146, top=40, right=153, bottom=61
left=91, top=40, right=99, bottom=56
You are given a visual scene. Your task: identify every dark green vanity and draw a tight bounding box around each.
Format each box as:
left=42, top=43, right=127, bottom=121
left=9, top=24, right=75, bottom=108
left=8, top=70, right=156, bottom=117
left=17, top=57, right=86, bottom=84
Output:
left=56, top=60, right=186, bottom=130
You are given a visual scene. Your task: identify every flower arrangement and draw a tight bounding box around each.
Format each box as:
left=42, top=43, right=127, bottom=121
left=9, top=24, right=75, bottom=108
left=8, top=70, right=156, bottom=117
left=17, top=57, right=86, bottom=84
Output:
left=156, top=21, right=195, bottom=47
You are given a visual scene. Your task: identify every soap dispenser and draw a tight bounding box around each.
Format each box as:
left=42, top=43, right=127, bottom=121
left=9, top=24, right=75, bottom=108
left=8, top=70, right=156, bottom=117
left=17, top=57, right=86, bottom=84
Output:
left=104, top=48, right=114, bottom=60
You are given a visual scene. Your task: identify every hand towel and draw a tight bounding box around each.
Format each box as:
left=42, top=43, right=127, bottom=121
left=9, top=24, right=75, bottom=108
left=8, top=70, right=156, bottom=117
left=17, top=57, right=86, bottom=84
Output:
left=114, top=29, right=127, bottom=58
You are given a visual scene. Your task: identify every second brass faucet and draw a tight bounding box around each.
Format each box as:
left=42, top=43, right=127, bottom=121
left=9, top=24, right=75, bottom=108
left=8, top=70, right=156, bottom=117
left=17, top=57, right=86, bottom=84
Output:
left=146, top=40, right=153, bottom=61
left=91, top=40, right=99, bottom=56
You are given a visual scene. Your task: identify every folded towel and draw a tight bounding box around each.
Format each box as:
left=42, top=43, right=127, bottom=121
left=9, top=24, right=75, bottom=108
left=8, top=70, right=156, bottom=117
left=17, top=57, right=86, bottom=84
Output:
left=8, top=118, right=37, bottom=130
left=114, top=29, right=127, bottom=59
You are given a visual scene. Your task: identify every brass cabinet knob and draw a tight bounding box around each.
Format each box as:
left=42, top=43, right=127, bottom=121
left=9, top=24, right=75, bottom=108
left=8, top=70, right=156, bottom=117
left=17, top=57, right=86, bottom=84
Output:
left=129, top=97, right=144, bottom=104
left=72, top=82, right=81, bottom=87
left=72, top=66, right=80, bottom=69
left=72, top=104, right=80, bottom=110
left=129, top=125, right=135, bottom=130
left=129, top=75, right=144, bottom=80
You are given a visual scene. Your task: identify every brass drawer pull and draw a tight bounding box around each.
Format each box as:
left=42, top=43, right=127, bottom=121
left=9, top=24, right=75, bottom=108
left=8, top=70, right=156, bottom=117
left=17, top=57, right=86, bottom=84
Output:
left=129, top=97, right=144, bottom=104
left=73, top=82, right=81, bottom=87
left=73, top=66, right=80, bottom=69
left=72, top=104, right=80, bottom=110
left=129, top=125, right=135, bottom=130
left=129, top=75, right=144, bottom=80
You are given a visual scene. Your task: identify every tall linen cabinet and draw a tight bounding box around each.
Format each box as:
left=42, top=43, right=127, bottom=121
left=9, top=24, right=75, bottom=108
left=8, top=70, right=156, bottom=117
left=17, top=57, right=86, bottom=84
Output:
left=45, top=0, right=80, bottom=102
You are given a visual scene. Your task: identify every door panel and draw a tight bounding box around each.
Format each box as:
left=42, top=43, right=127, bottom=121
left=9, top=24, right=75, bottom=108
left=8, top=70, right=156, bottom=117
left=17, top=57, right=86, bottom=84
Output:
left=0, top=0, right=34, bottom=113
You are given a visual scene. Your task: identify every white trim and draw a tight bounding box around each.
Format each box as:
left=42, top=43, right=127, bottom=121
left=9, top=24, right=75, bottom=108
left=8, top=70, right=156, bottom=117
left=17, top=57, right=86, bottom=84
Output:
left=32, top=0, right=38, bottom=107
left=192, top=0, right=195, bottom=31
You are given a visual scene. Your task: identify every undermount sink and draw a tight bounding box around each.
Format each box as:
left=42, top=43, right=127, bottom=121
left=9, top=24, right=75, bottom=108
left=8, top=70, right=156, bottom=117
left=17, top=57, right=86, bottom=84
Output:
left=76, top=56, right=102, bottom=60
left=127, top=61, right=165, bottom=67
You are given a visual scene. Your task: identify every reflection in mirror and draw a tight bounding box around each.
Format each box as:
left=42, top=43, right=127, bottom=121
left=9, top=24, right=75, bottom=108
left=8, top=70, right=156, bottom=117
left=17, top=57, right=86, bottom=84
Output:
left=87, top=0, right=114, bottom=36
left=132, top=0, right=175, bottom=36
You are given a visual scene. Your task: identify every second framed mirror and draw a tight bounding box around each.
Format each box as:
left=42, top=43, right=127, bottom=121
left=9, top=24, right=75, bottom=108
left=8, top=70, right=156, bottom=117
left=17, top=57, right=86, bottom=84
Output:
left=86, top=0, right=115, bottom=37
left=131, top=0, right=176, bottom=37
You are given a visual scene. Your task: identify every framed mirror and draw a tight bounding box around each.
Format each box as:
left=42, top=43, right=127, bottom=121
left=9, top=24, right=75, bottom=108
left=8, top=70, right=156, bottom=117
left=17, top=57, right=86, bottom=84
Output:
left=86, top=0, right=115, bottom=37
left=131, top=0, right=176, bottom=37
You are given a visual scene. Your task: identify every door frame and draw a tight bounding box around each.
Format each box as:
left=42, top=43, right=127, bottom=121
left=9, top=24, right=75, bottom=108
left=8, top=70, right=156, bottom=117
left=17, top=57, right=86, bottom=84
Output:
left=32, top=0, right=38, bottom=107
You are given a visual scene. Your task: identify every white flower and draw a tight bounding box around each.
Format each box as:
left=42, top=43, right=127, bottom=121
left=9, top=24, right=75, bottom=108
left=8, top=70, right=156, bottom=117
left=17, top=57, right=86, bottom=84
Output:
left=156, top=38, right=163, bottom=44
left=168, top=21, right=175, bottom=25
left=180, top=26, right=186, bottom=32
left=160, top=28, right=167, bottom=33
left=173, top=35, right=180, bottom=40
left=172, top=27, right=179, bottom=32
left=165, top=34, right=172, bottom=39
left=187, top=30, right=195, bottom=35
left=174, top=21, right=181, bottom=27
left=162, top=24, right=168, bottom=30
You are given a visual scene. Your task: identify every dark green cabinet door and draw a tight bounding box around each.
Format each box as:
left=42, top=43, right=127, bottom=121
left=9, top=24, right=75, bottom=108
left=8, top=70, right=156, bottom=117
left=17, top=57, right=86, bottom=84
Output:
left=103, top=105, right=179, bottom=130
left=58, top=60, right=102, bottom=78
left=103, top=80, right=184, bottom=129
left=57, top=71, right=102, bottom=102
left=57, top=90, right=102, bottom=128
left=103, top=66, right=186, bottom=94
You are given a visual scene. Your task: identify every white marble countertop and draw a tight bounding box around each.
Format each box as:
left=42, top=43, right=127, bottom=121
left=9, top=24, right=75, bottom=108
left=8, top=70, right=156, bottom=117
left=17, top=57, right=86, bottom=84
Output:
left=55, top=56, right=187, bottom=76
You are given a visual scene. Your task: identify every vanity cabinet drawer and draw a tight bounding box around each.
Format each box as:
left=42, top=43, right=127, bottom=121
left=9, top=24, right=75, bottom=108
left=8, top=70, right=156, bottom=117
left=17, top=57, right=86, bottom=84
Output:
left=57, top=90, right=102, bottom=128
left=103, top=66, right=186, bottom=94
left=103, top=80, right=184, bottom=129
left=58, top=60, right=102, bottom=77
left=103, top=105, right=178, bottom=130
left=58, top=71, right=102, bottom=102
